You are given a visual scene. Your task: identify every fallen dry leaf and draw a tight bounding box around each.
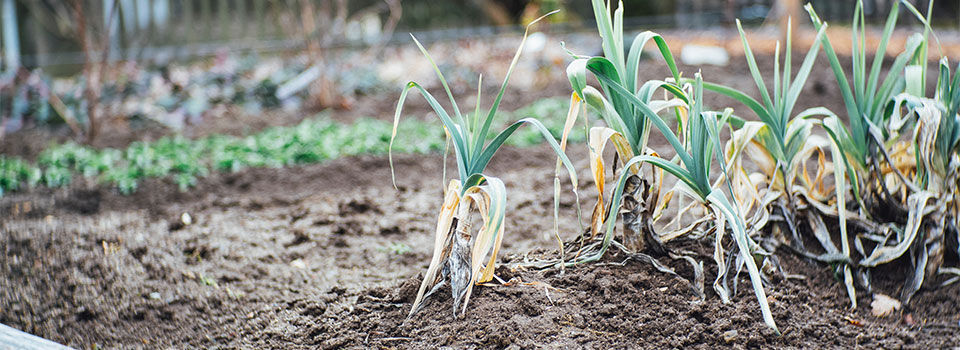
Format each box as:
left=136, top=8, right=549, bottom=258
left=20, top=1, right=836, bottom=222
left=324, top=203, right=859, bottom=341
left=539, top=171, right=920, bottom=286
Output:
left=844, top=316, right=863, bottom=327
left=904, top=313, right=916, bottom=326
left=871, top=293, right=901, bottom=317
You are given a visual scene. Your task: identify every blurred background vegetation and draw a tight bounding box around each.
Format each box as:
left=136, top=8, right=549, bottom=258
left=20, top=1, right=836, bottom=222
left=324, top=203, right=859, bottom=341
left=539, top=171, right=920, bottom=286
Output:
left=3, top=0, right=957, bottom=72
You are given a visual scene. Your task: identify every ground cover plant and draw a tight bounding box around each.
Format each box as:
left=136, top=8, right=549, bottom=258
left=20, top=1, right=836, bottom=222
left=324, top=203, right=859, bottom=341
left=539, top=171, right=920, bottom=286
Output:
left=0, top=116, right=440, bottom=196
left=0, top=96, right=577, bottom=198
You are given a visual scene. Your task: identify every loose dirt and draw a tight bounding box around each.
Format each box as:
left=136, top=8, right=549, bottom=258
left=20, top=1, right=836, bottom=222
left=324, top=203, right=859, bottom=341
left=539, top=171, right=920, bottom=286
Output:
left=2, top=144, right=958, bottom=349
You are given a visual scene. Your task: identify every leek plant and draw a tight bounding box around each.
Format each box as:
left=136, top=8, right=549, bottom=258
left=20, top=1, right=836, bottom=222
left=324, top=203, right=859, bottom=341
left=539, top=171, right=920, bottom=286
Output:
left=562, top=0, right=777, bottom=333
left=564, top=0, right=684, bottom=254
left=921, top=59, right=960, bottom=290
left=858, top=58, right=960, bottom=303
left=698, top=18, right=862, bottom=307
left=805, top=0, right=925, bottom=213
left=805, top=0, right=948, bottom=307
left=700, top=18, right=830, bottom=229
left=390, top=12, right=580, bottom=318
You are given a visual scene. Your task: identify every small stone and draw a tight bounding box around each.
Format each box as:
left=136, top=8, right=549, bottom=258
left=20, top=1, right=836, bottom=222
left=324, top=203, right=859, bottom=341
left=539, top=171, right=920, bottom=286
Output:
left=680, top=44, right=730, bottom=66
left=871, top=293, right=901, bottom=317
left=181, top=212, right=193, bottom=226
left=148, top=292, right=161, bottom=300
left=722, top=330, right=738, bottom=343
left=525, top=32, right=547, bottom=53
left=291, top=259, right=307, bottom=269
left=903, top=313, right=915, bottom=326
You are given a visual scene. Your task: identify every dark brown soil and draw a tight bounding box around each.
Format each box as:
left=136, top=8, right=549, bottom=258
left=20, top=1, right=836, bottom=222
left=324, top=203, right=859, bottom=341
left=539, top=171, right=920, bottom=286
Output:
left=2, top=143, right=958, bottom=349
left=309, top=251, right=960, bottom=350
left=2, top=32, right=959, bottom=349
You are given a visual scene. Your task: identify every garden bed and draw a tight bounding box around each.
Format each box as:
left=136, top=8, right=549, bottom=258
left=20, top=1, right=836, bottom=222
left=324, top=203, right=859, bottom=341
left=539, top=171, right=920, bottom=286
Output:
left=1, top=144, right=957, bottom=349
left=3, top=22, right=960, bottom=348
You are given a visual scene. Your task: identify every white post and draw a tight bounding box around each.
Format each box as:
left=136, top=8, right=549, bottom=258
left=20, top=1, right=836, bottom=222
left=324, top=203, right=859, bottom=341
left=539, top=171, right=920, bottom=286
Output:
left=121, top=0, right=136, bottom=35
left=137, top=0, right=150, bottom=30
left=1, top=0, right=20, bottom=70
left=103, top=0, right=120, bottom=62
left=153, top=0, right=169, bottom=30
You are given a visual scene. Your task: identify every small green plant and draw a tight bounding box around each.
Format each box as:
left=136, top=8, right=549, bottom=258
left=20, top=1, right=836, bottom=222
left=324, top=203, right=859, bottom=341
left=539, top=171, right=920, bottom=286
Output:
left=199, top=274, right=219, bottom=288
left=0, top=95, right=574, bottom=199
left=0, top=157, right=42, bottom=195
left=381, top=243, right=413, bottom=255
left=391, top=12, right=579, bottom=318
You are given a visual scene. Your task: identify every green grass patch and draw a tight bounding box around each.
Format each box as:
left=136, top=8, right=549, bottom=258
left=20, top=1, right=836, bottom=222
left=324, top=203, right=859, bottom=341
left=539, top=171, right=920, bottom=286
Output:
left=0, top=97, right=576, bottom=197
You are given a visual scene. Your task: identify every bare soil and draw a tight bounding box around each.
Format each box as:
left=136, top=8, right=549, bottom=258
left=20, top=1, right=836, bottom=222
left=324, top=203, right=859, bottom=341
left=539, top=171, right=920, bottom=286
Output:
left=2, top=143, right=958, bottom=349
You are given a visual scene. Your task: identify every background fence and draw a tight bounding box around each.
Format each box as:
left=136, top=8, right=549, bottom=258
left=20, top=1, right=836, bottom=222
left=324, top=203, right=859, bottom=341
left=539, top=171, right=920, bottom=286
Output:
left=1, top=0, right=957, bottom=71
